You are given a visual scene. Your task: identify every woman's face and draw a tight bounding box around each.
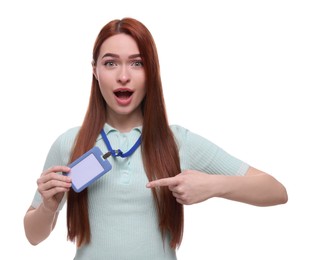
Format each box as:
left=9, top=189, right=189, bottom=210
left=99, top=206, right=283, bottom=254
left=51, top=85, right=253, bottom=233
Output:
left=93, top=33, right=146, bottom=123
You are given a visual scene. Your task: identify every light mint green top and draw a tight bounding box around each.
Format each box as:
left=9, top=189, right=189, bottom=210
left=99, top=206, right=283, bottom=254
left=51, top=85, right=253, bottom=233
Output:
left=31, top=124, right=249, bottom=260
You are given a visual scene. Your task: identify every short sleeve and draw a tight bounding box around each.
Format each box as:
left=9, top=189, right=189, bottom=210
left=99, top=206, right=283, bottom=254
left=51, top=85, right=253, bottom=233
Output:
left=31, top=127, right=80, bottom=210
left=171, top=125, right=249, bottom=176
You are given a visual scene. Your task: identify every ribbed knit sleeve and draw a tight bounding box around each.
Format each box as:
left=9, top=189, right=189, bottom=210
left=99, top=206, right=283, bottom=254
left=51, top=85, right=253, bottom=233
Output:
left=31, top=127, right=80, bottom=210
left=171, top=125, right=249, bottom=176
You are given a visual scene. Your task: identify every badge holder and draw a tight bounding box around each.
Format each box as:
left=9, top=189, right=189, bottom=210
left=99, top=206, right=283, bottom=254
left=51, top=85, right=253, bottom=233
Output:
left=64, top=146, right=112, bottom=192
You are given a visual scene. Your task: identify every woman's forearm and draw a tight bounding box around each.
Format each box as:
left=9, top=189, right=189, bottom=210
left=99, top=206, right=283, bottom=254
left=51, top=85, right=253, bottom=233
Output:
left=218, top=167, right=288, bottom=206
left=24, top=205, right=58, bottom=245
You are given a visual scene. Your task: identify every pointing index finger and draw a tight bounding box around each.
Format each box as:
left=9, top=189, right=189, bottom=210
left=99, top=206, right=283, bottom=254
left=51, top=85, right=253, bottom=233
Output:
left=146, top=177, right=178, bottom=188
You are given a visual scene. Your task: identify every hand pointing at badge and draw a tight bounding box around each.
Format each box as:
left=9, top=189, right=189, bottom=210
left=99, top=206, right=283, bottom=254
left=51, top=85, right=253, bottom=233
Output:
left=147, top=167, right=288, bottom=207
left=146, top=170, right=217, bottom=205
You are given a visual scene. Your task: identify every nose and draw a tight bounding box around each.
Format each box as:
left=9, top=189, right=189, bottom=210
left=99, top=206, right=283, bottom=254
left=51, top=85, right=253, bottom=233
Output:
left=117, top=66, right=130, bottom=85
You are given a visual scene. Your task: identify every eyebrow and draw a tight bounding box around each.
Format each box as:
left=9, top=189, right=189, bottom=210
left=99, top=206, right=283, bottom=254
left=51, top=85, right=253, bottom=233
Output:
left=101, top=53, right=141, bottom=59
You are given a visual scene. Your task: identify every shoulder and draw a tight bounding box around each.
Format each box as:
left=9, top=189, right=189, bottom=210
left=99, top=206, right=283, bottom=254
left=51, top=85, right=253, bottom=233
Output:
left=60, top=126, right=81, bottom=138
left=169, top=124, right=214, bottom=148
left=170, top=124, right=188, bottom=136
left=52, top=126, right=81, bottom=149
left=58, top=126, right=80, bottom=140
left=169, top=124, right=191, bottom=145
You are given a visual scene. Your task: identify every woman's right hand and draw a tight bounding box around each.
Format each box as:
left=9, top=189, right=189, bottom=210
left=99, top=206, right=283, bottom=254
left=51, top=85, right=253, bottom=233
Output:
left=37, top=166, right=72, bottom=213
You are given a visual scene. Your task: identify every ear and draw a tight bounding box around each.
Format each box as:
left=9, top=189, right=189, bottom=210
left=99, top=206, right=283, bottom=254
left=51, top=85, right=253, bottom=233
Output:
left=92, top=61, right=98, bottom=80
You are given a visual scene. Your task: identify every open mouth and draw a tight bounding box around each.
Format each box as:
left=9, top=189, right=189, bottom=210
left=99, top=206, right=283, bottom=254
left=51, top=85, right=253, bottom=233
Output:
left=114, top=89, right=133, bottom=99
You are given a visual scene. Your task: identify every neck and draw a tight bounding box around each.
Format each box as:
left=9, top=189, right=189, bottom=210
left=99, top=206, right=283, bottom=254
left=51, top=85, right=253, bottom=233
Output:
left=106, top=110, right=143, bottom=133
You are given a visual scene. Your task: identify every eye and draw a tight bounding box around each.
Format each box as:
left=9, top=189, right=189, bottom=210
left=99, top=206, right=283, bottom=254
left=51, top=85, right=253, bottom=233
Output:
left=104, top=61, right=117, bottom=67
left=131, top=60, right=144, bottom=67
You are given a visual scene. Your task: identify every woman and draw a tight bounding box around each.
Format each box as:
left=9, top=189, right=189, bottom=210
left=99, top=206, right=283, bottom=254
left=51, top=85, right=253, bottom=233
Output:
left=24, top=17, right=287, bottom=259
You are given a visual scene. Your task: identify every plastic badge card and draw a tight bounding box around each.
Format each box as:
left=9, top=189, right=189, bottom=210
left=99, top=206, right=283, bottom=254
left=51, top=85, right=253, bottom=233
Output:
left=64, top=146, right=112, bottom=192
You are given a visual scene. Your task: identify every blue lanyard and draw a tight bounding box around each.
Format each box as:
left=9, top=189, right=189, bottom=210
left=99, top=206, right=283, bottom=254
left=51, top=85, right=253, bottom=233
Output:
left=100, top=129, right=142, bottom=158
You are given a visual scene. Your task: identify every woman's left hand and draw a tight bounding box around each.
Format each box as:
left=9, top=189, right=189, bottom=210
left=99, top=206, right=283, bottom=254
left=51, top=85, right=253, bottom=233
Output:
left=147, top=167, right=288, bottom=206
left=146, top=170, right=216, bottom=205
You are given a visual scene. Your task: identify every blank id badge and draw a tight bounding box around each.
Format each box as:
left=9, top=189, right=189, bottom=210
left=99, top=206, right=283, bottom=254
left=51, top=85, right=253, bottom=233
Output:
left=63, top=146, right=112, bottom=192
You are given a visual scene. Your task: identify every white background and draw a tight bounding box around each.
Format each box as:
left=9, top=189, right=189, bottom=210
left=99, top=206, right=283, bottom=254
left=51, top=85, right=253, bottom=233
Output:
left=1, top=0, right=310, bottom=259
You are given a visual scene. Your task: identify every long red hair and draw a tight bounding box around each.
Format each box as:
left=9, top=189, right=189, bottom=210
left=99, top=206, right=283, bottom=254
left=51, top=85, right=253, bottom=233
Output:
left=66, top=17, right=183, bottom=249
